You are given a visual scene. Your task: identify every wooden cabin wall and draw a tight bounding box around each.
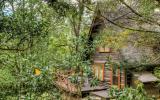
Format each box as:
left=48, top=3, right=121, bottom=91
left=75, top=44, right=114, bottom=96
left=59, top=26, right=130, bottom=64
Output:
left=92, top=46, right=126, bottom=89
left=104, top=64, right=112, bottom=87
left=111, top=67, right=126, bottom=89
left=92, top=63, right=126, bottom=89
left=120, top=69, right=126, bottom=88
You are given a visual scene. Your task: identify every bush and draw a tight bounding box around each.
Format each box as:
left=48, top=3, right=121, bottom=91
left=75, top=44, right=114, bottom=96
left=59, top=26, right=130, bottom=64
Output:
left=0, top=68, right=16, bottom=88
left=154, top=67, right=160, bottom=78
left=0, top=68, right=17, bottom=99
left=109, top=83, right=154, bottom=100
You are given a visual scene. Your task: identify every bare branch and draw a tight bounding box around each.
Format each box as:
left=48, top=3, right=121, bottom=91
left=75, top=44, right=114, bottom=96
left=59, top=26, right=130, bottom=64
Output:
left=112, top=12, right=131, bottom=21
left=100, top=14, right=160, bottom=34
left=0, top=44, right=33, bottom=51
left=82, top=2, right=160, bottom=34
left=118, top=0, right=142, bottom=17
left=118, top=0, right=160, bottom=26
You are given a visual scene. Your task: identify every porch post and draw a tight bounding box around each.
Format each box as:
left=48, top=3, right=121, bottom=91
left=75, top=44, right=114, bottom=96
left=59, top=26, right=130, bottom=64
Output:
left=110, top=65, right=113, bottom=86
left=118, top=66, right=121, bottom=89
left=102, top=63, right=105, bottom=81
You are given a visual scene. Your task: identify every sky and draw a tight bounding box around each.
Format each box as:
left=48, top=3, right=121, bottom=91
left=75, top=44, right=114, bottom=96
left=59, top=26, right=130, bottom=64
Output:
left=3, top=2, right=13, bottom=16
left=3, top=8, right=12, bottom=16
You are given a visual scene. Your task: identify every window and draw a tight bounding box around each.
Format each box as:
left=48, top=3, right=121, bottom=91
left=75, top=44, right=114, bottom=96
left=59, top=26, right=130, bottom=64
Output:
left=98, top=46, right=111, bottom=53
left=93, top=63, right=105, bottom=81
left=110, top=66, right=125, bottom=89
left=113, top=68, right=119, bottom=85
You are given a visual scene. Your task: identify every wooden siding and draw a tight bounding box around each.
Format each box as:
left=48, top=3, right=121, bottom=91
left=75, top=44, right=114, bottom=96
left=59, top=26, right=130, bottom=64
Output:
left=120, top=69, right=125, bottom=88
left=92, top=48, right=126, bottom=89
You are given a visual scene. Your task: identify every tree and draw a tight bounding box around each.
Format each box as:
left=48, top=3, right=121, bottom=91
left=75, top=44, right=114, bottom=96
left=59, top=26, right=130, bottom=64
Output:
left=0, top=0, right=61, bottom=99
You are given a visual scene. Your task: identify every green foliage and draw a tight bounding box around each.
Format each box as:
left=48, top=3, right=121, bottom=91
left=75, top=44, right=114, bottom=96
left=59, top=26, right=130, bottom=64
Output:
left=0, top=0, right=57, bottom=52
left=0, top=0, right=159, bottom=99
left=139, top=0, right=157, bottom=16
left=1, top=88, right=61, bottom=100
left=98, top=29, right=132, bottom=50
left=109, top=83, right=154, bottom=100
left=0, top=0, right=60, bottom=99
left=0, top=68, right=16, bottom=88
left=48, top=0, right=77, bottom=17
left=154, top=67, right=160, bottom=78
left=90, top=77, right=99, bottom=87
left=0, top=0, right=94, bottom=99
left=69, top=75, right=79, bottom=84
left=0, top=68, right=17, bottom=99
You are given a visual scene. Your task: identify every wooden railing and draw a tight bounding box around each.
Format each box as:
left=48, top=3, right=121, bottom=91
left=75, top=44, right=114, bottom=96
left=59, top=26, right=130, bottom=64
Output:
left=54, top=71, right=80, bottom=94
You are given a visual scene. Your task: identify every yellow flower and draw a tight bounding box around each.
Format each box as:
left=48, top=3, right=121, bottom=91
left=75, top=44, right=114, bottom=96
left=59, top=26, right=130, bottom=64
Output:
left=34, top=68, right=41, bottom=76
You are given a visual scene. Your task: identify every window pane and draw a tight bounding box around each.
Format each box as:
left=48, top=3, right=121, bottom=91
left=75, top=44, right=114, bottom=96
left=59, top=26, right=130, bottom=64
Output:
left=95, top=66, right=99, bottom=78
left=93, top=64, right=104, bottom=81
left=99, top=65, right=103, bottom=81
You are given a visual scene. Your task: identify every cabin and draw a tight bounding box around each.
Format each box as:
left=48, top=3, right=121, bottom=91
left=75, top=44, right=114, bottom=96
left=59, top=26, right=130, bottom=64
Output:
left=92, top=46, right=126, bottom=88
left=54, top=1, right=160, bottom=99
left=87, top=0, right=160, bottom=99
left=89, top=46, right=126, bottom=100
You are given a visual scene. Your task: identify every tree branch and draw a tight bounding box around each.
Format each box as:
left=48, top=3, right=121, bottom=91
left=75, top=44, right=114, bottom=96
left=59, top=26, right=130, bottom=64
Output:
left=118, top=0, right=160, bottom=26
left=82, top=2, right=160, bottom=34
left=118, top=0, right=142, bottom=17
left=0, top=45, right=33, bottom=51
left=100, top=14, right=160, bottom=34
